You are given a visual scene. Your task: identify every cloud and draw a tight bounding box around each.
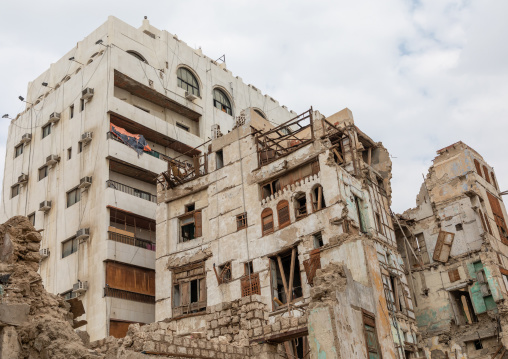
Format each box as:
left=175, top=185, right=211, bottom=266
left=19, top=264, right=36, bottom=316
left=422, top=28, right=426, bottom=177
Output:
left=0, top=0, right=507, bottom=213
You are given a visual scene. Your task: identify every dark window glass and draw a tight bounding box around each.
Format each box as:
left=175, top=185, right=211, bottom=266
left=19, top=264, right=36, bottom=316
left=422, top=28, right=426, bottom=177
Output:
left=62, top=237, right=78, bottom=258
left=28, top=212, right=35, bottom=226
left=177, top=68, right=200, bottom=97
left=70, top=105, right=74, bottom=119
left=66, top=188, right=81, bottom=207
left=213, top=89, right=232, bottom=115
left=38, top=166, right=48, bottom=181
left=42, top=124, right=51, bottom=138
left=11, top=184, right=20, bottom=198
left=15, top=144, right=23, bottom=158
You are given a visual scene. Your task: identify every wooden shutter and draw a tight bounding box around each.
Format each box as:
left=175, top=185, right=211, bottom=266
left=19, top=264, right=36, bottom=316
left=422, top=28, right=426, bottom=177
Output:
left=483, top=166, right=491, bottom=183
left=261, top=208, right=274, bottom=235
left=106, top=262, right=155, bottom=295
left=199, top=278, right=207, bottom=304
left=277, top=201, right=290, bottom=228
left=433, top=231, right=455, bottom=263
left=194, top=211, right=202, bottom=238
left=180, top=281, right=190, bottom=307
left=303, top=249, right=321, bottom=285
left=474, top=159, right=482, bottom=176
left=448, top=268, right=460, bottom=282
left=487, top=192, right=508, bottom=243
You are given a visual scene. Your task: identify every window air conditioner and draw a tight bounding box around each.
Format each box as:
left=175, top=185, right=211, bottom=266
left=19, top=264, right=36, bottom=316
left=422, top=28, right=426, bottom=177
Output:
left=46, top=154, right=60, bottom=166
left=39, top=200, right=52, bottom=212
left=185, top=91, right=198, bottom=101
left=78, top=176, right=92, bottom=189
left=18, top=174, right=29, bottom=185
left=76, top=228, right=90, bottom=240
left=79, top=132, right=93, bottom=145
left=21, top=133, right=32, bottom=144
left=48, top=112, right=61, bottom=124
left=72, top=281, right=88, bottom=294
left=81, top=88, right=94, bottom=100
left=39, top=248, right=50, bottom=259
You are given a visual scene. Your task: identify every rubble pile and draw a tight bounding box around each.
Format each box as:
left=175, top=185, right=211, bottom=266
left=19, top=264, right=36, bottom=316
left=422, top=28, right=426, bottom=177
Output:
left=0, top=216, right=97, bottom=359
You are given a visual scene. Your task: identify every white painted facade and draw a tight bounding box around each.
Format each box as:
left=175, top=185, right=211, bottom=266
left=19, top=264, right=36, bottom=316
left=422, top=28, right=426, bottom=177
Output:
left=0, top=16, right=294, bottom=341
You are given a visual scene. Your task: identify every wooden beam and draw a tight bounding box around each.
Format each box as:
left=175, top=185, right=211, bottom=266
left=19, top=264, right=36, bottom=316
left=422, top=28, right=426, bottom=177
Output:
left=277, top=256, right=290, bottom=303
left=317, top=186, right=323, bottom=210
left=288, top=248, right=296, bottom=302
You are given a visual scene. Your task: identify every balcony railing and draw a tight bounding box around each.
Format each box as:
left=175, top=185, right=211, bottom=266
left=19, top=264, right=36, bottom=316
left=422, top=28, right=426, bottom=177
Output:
left=106, top=180, right=157, bottom=203
left=107, top=132, right=171, bottom=163
left=108, top=231, right=156, bottom=251
left=104, top=286, right=155, bottom=304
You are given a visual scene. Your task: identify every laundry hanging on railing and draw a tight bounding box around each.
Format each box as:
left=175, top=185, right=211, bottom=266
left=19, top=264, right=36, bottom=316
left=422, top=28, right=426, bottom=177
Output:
left=110, top=124, right=152, bottom=156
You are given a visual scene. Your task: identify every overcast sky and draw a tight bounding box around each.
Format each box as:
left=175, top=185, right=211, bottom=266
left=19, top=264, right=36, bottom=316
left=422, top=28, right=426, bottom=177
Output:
left=1, top=0, right=507, bottom=213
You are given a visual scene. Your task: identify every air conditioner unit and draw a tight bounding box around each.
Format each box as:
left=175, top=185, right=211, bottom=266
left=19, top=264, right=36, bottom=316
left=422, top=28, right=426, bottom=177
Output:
left=76, top=228, right=90, bottom=240
left=72, top=281, right=88, bottom=294
left=185, top=91, right=198, bottom=101
left=81, top=88, right=94, bottom=100
left=39, top=200, right=52, bottom=212
left=46, top=154, right=60, bottom=166
left=18, top=174, right=29, bottom=185
left=78, top=176, right=92, bottom=189
left=79, top=132, right=93, bottom=145
left=21, top=133, right=32, bottom=144
left=39, top=248, right=50, bottom=259
left=48, top=112, right=61, bottom=124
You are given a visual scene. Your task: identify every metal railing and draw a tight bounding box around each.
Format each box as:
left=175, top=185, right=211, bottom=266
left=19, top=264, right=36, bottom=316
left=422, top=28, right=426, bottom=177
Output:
left=107, top=132, right=171, bottom=163
left=107, top=231, right=156, bottom=251
left=106, top=180, right=157, bottom=203
left=104, top=286, right=155, bottom=304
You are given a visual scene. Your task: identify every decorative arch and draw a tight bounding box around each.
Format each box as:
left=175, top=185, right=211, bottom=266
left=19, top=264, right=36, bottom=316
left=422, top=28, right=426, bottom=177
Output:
left=213, top=87, right=232, bottom=116
left=254, top=109, right=267, bottom=119
left=126, top=50, right=148, bottom=64
left=261, top=208, right=274, bottom=235
left=177, top=66, right=200, bottom=97
left=277, top=200, right=290, bottom=228
left=311, top=185, right=326, bottom=212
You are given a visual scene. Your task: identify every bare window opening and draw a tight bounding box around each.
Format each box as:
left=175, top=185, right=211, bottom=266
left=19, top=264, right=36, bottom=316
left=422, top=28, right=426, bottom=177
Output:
left=80, top=99, right=85, bottom=112
left=281, top=336, right=309, bottom=359
left=313, top=232, right=323, bottom=248
left=236, top=212, right=247, bottom=231
left=176, top=122, right=189, bottom=132
left=133, top=105, right=149, bottom=113
left=180, top=210, right=202, bottom=242
left=277, top=200, right=290, bottom=228
left=67, top=147, right=72, bottom=160
left=474, top=340, right=483, bottom=350
left=455, top=223, right=463, bottom=231
left=311, top=185, right=325, bottom=211
left=295, top=193, right=307, bottom=219
left=216, top=150, right=224, bottom=170
left=185, top=203, right=195, bottom=212
left=450, top=289, right=478, bottom=325
left=408, top=233, right=430, bottom=267
left=190, top=280, right=199, bottom=303
left=244, top=261, right=253, bottom=276
left=70, top=105, right=74, bottom=118
left=331, top=145, right=344, bottom=165
left=261, top=208, right=274, bottom=236
left=354, top=196, right=366, bottom=232
left=217, top=262, right=232, bottom=284
left=262, top=179, right=280, bottom=199
left=270, top=248, right=303, bottom=308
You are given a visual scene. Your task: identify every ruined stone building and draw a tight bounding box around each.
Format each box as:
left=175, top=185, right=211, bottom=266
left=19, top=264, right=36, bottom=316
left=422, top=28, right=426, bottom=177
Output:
left=0, top=17, right=295, bottom=341
left=395, top=142, right=508, bottom=358
left=156, top=107, right=423, bottom=358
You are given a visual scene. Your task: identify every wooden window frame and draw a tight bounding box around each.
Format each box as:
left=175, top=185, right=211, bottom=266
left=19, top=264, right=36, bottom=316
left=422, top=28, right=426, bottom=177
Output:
left=269, top=247, right=303, bottom=310
left=261, top=208, right=274, bottom=236
left=236, top=212, right=247, bottom=231
left=294, top=192, right=308, bottom=220
left=179, top=209, right=202, bottom=242
left=277, top=200, right=291, bottom=229
left=311, top=185, right=325, bottom=212
left=172, top=261, right=207, bottom=317
left=362, top=310, right=382, bottom=358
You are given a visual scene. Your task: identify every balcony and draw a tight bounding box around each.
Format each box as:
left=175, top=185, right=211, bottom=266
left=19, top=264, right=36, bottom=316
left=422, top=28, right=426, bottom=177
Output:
left=108, top=231, right=155, bottom=251
left=106, top=180, right=156, bottom=203
left=104, top=286, right=155, bottom=304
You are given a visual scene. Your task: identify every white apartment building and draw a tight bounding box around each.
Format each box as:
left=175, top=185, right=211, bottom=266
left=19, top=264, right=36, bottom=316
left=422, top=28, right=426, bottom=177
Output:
left=1, top=16, right=294, bottom=341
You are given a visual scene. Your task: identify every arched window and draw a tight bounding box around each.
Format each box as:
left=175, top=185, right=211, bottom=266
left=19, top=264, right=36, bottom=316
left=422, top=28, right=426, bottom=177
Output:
left=491, top=172, right=498, bottom=190
left=254, top=109, right=266, bottom=119
left=474, top=159, right=482, bottom=177
left=294, top=192, right=307, bottom=219
left=177, top=68, right=200, bottom=97
left=483, top=166, right=491, bottom=184
left=277, top=200, right=290, bottom=228
left=312, top=185, right=326, bottom=211
left=127, top=51, right=148, bottom=64
left=261, top=208, right=274, bottom=235
left=213, top=89, right=232, bottom=115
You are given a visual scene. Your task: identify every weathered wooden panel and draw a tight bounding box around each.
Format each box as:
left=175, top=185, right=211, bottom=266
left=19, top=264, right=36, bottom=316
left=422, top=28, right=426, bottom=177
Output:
left=433, top=231, right=455, bottom=263
left=106, top=262, right=155, bottom=295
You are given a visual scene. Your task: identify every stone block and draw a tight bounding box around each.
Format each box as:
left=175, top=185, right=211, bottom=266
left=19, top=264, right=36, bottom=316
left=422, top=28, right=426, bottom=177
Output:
left=263, top=325, right=272, bottom=334
left=143, top=341, right=155, bottom=352
left=151, top=333, right=161, bottom=341
left=164, top=335, right=173, bottom=343
left=271, top=322, right=281, bottom=332
left=253, top=326, right=263, bottom=336
left=290, top=317, right=299, bottom=327
left=0, top=303, right=30, bottom=326
left=177, top=346, right=187, bottom=354
left=211, top=320, right=218, bottom=329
